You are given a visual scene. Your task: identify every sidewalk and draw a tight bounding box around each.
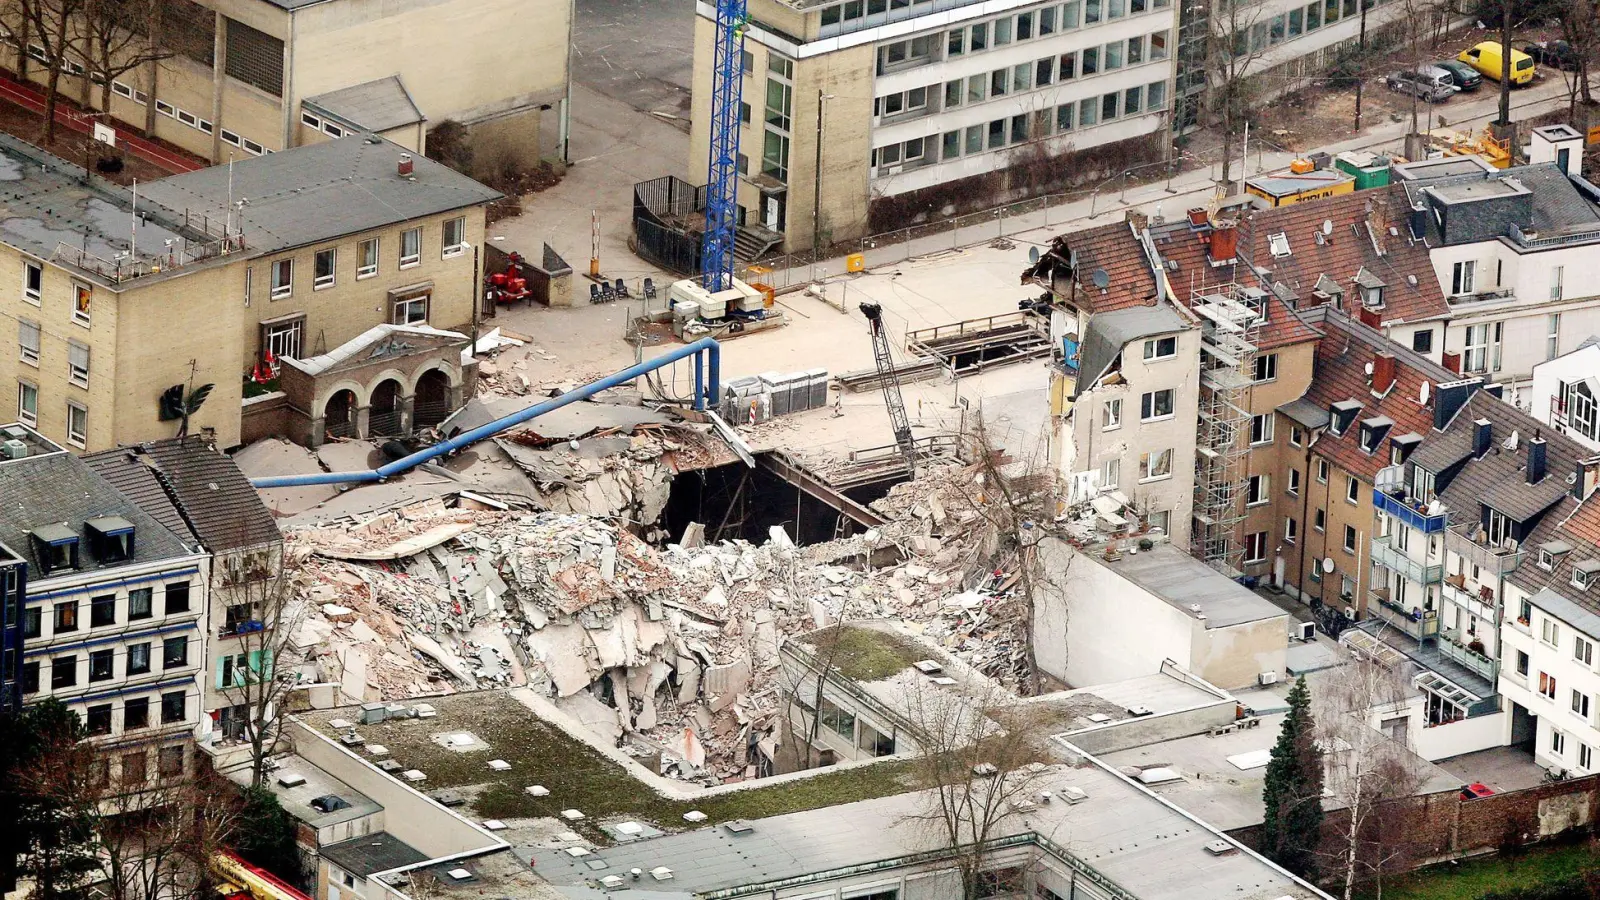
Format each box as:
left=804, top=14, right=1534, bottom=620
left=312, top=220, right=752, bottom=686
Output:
left=0, top=70, right=204, bottom=173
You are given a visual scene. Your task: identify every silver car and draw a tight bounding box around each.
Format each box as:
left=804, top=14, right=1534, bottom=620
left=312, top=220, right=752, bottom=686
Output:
left=1385, top=66, right=1460, bottom=103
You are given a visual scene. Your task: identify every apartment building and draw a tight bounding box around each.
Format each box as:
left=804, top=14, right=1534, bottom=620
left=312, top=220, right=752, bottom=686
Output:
left=0, top=132, right=497, bottom=452
left=1529, top=338, right=1600, bottom=452
left=692, top=0, right=1179, bottom=250
left=0, top=424, right=210, bottom=788
left=1500, top=496, right=1600, bottom=776
left=1, top=0, right=572, bottom=163
left=82, top=437, right=282, bottom=739
left=1, top=540, right=24, bottom=712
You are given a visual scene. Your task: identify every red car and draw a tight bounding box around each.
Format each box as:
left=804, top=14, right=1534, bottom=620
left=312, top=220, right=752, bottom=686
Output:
left=1460, top=782, right=1496, bottom=799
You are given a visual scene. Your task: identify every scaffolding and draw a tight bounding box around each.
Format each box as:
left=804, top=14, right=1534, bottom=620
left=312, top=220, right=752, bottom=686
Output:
left=1191, top=284, right=1264, bottom=575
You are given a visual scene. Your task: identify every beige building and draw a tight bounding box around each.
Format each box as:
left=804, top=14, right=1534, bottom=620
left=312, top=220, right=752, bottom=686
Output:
left=0, top=132, right=498, bottom=453
left=2, top=0, right=572, bottom=163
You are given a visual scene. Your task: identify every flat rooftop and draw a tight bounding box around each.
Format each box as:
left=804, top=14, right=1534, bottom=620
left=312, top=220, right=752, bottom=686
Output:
left=1428, top=178, right=1528, bottom=203
left=1093, top=544, right=1288, bottom=629
left=1393, top=155, right=1498, bottom=180
left=534, top=762, right=1324, bottom=900
left=322, top=832, right=429, bottom=877
left=1026, top=670, right=1230, bottom=732
left=226, top=754, right=381, bottom=830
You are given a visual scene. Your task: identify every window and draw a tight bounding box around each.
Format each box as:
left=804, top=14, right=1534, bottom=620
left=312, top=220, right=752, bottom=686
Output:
left=1079, top=96, right=1098, bottom=127
left=1056, top=103, right=1074, bottom=132
left=1143, top=336, right=1176, bottom=360
left=399, top=228, right=421, bottom=267
left=314, top=248, right=336, bottom=289
left=1037, top=56, right=1055, bottom=86
left=942, top=130, right=960, bottom=161
left=1105, top=41, right=1123, bottom=70
left=17, top=381, right=37, bottom=427
left=1288, top=468, right=1301, bottom=496
left=1140, top=449, right=1172, bottom=480
left=1082, top=46, right=1099, bottom=75
left=818, top=697, right=855, bottom=739
left=1346, top=475, right=1359, bottom=504
left=442, top=216, right=467, bottom=257
left=1060, top=51, right=1076, bottom=80
left=127, top=642, right=150, bottom=675
left=1463, top=322, right=1501, bottom=373
left=1540, top=671, right=1558, bottom=699
left=1515, top=649, right=1530, bottom=676
left=357, top=238, right=379, bottom=279
left=1553, top=729, right=1567, bottom=755
left=72, top=283, right=91, bottom=326
left=1577, top=567, right=1594, bottom=591
left=128, top=587, right=152, bottom=620
left=990, top=69, right=1009, bottom=98
left=18, top=319, right=39, bottom=366
left=124, top=698, right=149, bottom=730
left=994, top=16, right=1012, bottom=44
left=1101, top=94, right=1118, bottom=121
left=1343, top=525, right=1357, bottom=554
left=1573, top=689, right=1591, bottom=719
left=270, top=259, right=292, bottom=299
left=86, top=704, right=112, bottom=736
left=23, top=261, right=41, bottom=303
left=1487, top=506, right=1513, bottom=546
left=1543, top=618, right=1561, bottom=646
left=89, top=648, right=114, bottom=682
left=262, top=317, right=303, bottom=364
left=90, top=594, right=115, bottom=627
left=165, top=582, right=191, bottom=614
left=1102, top=398, right=1122, bottom=429
left=1040, top=5, right=1056, bottom=33
left=1253, top=353, right=1278, bottom=382
left=161, top=691, right=186, bottom=724
left=1285, top=517, right=1298, bottom=543
left=947, top=28, right=964, bottom=55
left=391, top=290, right=430, bottom=326
left=1548, top=313, right=1561, bottom=361
left=1101, top=456, right=1120, bottom=489
left=1140, top=388, right=1174, bottom=420
left=1412, top=329, right=1434, bottom=354
left=52, top=654, right=77, bottom=688
left=970, top=21, right=988, bottom=50
left=67, top=341, right=89, bottom=387
left=1016, top=10, right=1034, bottom=38
left=55, top=601, right=78, bottom=634
left=21, top=661, right=38, bottom=694
left=1247, top=473, right=1270, bottom=505
left=1251, top=414, right=1274, bottom=444
left=1583, top=744, right=1595, bottom=771
left=1063, top=0, right=1081, bottom=26
left=1579, top=636, right=1595, bottom=666
left=1244, top=532, right=1268, bottom=563
left=163, top=635, right=188, bottom=668
left=1128, top=35, right=1144, bottom=65
left=158, top=745, right=184, bottom=776
left=1317, top=459, right=1329, bottom=483
left=22, top=607, right=40, bottom=639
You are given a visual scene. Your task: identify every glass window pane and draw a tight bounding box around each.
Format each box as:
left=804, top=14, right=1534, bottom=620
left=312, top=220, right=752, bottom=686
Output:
left=1060, top=51, right=1076, bottom=79
left=945, top=80, right=962, bottom=107
left=994, top=17, right=1012, bottom=44
left=1063, top=0, right=1081, bottom=27
left=1084, top=0, right=1100, bottom=23
left=965, top=124, right=983, bottom=153
left=1125, top=85, right=1142, bottom=113
left=1102, top=92, right=1118, bottom=120
left=970, top=21, right=988, bottom=50
left=1080, top=97, right=1099, bottom=126
left=948, top=29, right=964, bottom=55
left=1082, top=46, right=1098, bottom=74
left=1017, top=10, right=1033, bottom=38
left=943, top=130, right=961, bottom=160
left=1011, top=113, right=1028, bottom=143
left=1105, top=41, right=1123, bottom=69
left=1057, top=102, right=1074, bottom=131
left=1108, top=0, right=1124, bottom=17
left=1037, top=57, right=1055, bottom=85
left=988, top=118, right=1006, bottom=149
left=1289, top=8, right=1303, bottom=36
left=1014, top=62, right=1032, bottom=91
left=1307, top=2, right=1322, bottom=28
left=968, top=74, right=985, bottom=102
left=1128, top=36, right=1144, bottom=64
left=1147, top=79, right=1166, bottom=109
left=991, top=69, right=1008, bottom=96
left=1039, top=6, right=1056, bottom=33
left=1150, top=30, right=1168, bottom=59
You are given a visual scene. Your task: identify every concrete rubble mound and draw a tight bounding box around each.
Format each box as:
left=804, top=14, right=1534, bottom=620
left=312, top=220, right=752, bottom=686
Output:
left=285, top=460, right=1036, bottom=782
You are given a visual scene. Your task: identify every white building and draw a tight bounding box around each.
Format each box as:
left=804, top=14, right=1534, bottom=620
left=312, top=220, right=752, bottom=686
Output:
left=1, top=425, right=210, bottom=787
left=1529, top=337, right=1600, bottom=451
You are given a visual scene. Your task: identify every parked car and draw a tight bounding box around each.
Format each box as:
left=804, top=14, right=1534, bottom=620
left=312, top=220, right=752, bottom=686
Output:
left=1521, top=40, right=1581, bottom=70
left=1385, top=68, right=1460, bottom=102
left=1435, top=58, right=1483, bottom=91
left=1459, top=41, right=1536, bottom=85
left=1460, top=782, right=1495, bottom=800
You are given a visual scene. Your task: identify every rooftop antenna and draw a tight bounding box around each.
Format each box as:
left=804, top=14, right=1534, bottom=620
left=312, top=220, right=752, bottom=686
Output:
left=130, top=177, right=137, bottom=260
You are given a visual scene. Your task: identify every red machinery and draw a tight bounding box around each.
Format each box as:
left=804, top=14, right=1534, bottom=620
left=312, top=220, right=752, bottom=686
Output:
left=488, top=252, right=530, bottom=305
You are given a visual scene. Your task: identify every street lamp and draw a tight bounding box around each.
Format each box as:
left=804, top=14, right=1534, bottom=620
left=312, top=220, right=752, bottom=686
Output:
left=812, top=90, right=836, bottom=259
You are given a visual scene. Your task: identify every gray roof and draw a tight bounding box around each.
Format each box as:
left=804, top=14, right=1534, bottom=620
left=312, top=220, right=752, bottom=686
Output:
left=1092, top=543, right=1286, bottom=629
left=136, top=134, right=501, bottom=255
left=84, top=438, right=282, bottom=554
left=1278, top=398, right=1330, bottom=429
left=535, top=763, right=1324, bottom=900
left=1076, top=302, right=1190, bottom=392
left=1529, top=587, right=1600, bottom=642
left=305, top=77, right=426, bottom=133
left=1400, top=162, right=1600, bottom=245
left=0, top=448, right=194, bottom=580
left=321, top=833, right=429, bottom=877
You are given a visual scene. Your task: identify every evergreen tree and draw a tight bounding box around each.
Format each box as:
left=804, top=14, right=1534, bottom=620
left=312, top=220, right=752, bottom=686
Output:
left=6, top=701, right=100, bottom=899
left=1261, top=674, right=1325, bottom=878
left=234, top=786, right=306, bottom=888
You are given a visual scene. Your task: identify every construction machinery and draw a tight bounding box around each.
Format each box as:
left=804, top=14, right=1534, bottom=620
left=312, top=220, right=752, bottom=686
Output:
left=860, top=302, right=917, bottom=477
left=210, top=852, right=313, bottom=900
left=486, top=251, right=530, bottom=305
left=701, top=0, right=749, bottom=293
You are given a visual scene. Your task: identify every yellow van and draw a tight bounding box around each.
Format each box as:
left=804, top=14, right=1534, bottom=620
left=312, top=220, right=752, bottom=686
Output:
left=1458, top=42, right=1535, bottom=85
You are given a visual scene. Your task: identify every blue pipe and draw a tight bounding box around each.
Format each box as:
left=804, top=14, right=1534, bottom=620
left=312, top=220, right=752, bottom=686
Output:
left=252, top=338, right=721, bottom=489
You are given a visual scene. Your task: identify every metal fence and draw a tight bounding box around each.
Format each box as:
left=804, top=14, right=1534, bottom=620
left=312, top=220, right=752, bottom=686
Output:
left=633, top=175, right=705, bottom=276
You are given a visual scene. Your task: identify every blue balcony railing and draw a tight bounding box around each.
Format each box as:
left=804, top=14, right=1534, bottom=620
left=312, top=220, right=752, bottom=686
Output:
left=1374, top=489, right=1447, bottom=534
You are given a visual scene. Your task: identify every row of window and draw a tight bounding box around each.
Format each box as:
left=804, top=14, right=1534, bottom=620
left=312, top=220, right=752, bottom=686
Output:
left=15, top=382, right=86, bottom=446
left=874, top=80, right=1169, bottom=172
left=17, top=260, right=93, bottom=325
left=108, top=81, right=269, bottom=156
left=300, top=111, right=349, bottom=140
left=900, top=30, right=1171, bottom=117
left=942, top=0, right=1171, bottom=59
left=42, top=691, right=188, bottom=737
left=17, top=320, right=90, bottom=387
left=85, top=743, right=188, bottom=787
left=1231, top=0, right=1393, bottom=59
left=257, top=219, right=466, bottom=302
left=22, top=583, right=190, bottom=640
left=1095, top=448, right=1173, bottom=488
left=23, top=636, right=194, bottom=694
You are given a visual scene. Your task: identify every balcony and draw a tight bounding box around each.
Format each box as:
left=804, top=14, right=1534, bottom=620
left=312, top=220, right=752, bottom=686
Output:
left=1371, top=534, right=1445, bottom=585
left=1368, top=588, right=1441, bottom=640
left=1445, top=527, right=1523, bottom=577
left=1438, top=630, right=1500, bottom=682
left=218, top=619, right=266, bottom=639
left=1444, top=287, right=1516, bottom=309
left=1374, top=488, right=1447, bottom=534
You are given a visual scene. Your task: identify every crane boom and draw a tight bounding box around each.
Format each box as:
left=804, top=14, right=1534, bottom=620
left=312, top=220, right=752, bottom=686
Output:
left=701, top=0, right=748, bottom=292
left=860, top=302, right=917, bottom=477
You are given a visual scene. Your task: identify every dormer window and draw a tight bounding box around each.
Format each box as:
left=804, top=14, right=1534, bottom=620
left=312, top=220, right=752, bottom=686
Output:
left=1539, top=541, right=1573, bottom=572
left=1484, top=506, right=1515, bottom=547
left=1390, top=433, right=1421, bottom=465
left=1359, top=416, right=1393, bottom=455
left=1329, top=400, right=1363, bottom=436
left=1354, top=267, right=1386, bottom=309
left=1313, top=273, right=1344, bottom=310
left=1573, top=560, right=1600, bottom=591
left=29, top=523, right=79, bottom=576
left=85, top=517, right=135, bottom=563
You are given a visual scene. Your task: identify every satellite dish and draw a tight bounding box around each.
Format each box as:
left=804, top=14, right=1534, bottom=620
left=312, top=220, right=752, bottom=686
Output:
left=1322, top=220, right=1333, bottom=236
left=1407, top=274, right=1419, bottom=286
left=1504, top=430, right=1519, bottom=451
left=1322, top=557, right=1336, bottom=573
left=1419, top=381, right=1431, bottom=405
left=1092, top=268, right=1111, bottom=290
left=1364, top=361, right=1375, bottom=376
left=1029, top=246, right=1041, bottom=264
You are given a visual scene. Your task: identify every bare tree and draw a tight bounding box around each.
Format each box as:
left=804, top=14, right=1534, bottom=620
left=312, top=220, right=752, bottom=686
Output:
left=213, top=547, right=305, bottom=787
left=21, top=0, right=85, bottom=143
left=902, top=677, right=1049, bottom=900
left=1208, top=0, right=1269, bottom=193
left=1557, top=0, right=1599, bottom=119
left=1314, top=653, right=1427, bottom=900
left=73, top=0, right=167, bottom=115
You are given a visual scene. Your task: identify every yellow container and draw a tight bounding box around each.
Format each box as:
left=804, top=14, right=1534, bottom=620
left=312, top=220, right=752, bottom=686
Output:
left=846, top=253, right=866, bottom=273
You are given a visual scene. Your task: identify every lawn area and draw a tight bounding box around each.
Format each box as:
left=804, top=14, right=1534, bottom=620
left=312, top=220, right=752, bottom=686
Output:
left=1373, top=841, right=1600, bottom=900
left=306, top=691, right=917, bottom=843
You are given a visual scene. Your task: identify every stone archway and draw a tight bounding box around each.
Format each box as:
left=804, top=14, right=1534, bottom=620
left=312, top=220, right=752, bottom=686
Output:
left=368, top=378, right=406, bottom=437
left=414, top=368, right=453, bottom=430
left=324, top=389, right=358, bottom=440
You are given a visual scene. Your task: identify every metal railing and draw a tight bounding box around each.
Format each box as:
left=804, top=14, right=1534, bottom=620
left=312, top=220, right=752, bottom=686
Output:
left=1438, top=632, right=1500, bottom=682
left=1368, top=590, right=1440, bottom=640
left=1444, top=528, right=1523, bottom=576
left=1373, top=489, right=1447, bottom=534
left=1371, top=535, right=1444, bottom=585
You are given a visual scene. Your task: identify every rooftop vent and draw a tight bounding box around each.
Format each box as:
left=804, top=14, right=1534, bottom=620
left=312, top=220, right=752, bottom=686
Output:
left=276, top=772, right=306, bottom=788
left=1060, top=786, right=1089, bottom=804
left=913, top=660, right=944, bottom=675
left=650, top=867, right=675, bottom=881
left=599, top=876, right=624, bottom=889
left=723, top=820, right=754, bottom=835
left=1204, top=839, right=1237, bottom=856
left=309, top=795, right=349, bottom=813
left=1126, top=705, right=1153, bottom=717
left=445, top=869, right=472, bottom=881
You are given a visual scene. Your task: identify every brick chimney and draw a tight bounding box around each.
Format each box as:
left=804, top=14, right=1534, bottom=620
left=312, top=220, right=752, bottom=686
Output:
left=1372, top=351, right=1398, bottom=394
left=1358, top=307, right=1382, bottom=328
left=1208, top=224, right=1239, bottom=265
left=398, top=153, right=414, bottom=177
left=1441, top=350, right=1462, bottom=374
left=1527, top=434, right=1547, bottom=485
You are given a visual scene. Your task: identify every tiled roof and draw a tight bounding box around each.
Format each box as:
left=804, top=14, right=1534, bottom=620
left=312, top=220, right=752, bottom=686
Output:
left=1298, top=307, right=1454, bottom=484
left=1507, top=485, right=1600, bottom=603
left=85, top=439, right=281, bottom=554
left=81, top=450, right=197, bottom=545
left=1033, top=221, right=1160, bottom=314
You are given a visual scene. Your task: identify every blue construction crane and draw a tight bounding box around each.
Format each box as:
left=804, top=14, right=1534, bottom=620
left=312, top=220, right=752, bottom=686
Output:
left=700, top=0, right=749, bottom=292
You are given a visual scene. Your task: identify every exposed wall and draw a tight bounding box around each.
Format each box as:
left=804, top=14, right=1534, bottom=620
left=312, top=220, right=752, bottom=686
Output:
left=1193, top=614, right=1289, bottom=691
left=1064, top=696, right=1237, bottom=753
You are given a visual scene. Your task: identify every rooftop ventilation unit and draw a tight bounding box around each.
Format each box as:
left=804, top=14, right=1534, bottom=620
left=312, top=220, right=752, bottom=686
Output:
left=445, top=869, right=471, bottom=881
left=913, top=660, right=944, bottom=675
left=275, top=773, right=306, bottom=788
left=1297, top=622, right=1316, bottom=642
left=2, top=440, right=27, bottom=460
left=1204, top=840, right=1237, bottom=856
left=1060, top=786, right=1089, bottom=804
left=599, top=876, right=624, bottom=889
left=1259, top=671, right=1280, bottom=685
left=650, top=867, right=674, bottom=881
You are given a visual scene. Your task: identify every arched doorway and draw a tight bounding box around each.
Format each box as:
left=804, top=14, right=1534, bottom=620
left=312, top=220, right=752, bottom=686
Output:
left=368, top=379, right=405, bottom=436
left=324, top=389, right=358, bottom=440
left=414, top=369, right=451, bottom=430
